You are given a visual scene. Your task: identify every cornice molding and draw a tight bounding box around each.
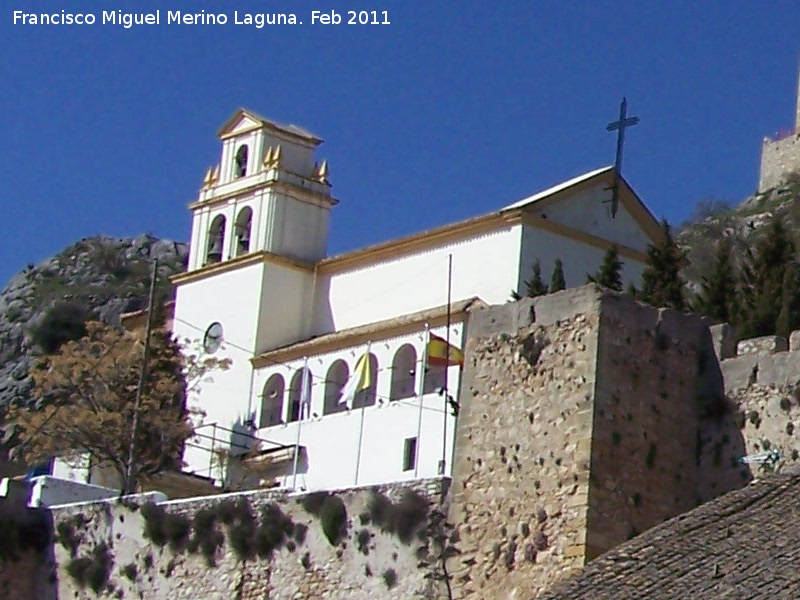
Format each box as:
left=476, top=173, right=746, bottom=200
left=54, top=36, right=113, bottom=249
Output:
left=318, top=212, right=521, bottom=275
left=171, top=250, right=314, bottom=286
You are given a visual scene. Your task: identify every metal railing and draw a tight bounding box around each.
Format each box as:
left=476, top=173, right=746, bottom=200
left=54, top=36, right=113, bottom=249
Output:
left=184, top=422, right=293, bottom=480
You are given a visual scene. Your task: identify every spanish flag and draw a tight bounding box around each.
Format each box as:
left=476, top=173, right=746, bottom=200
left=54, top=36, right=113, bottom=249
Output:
left=426, top=334, right=464, bottom=368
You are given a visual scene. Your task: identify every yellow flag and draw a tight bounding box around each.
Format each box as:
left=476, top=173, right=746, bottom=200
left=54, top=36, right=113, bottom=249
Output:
left=340, top=353, right=372, bottom=409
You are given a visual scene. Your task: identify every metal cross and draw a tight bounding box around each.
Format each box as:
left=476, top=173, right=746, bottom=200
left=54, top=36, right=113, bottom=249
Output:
left=605, top=97, right=639, bottom=218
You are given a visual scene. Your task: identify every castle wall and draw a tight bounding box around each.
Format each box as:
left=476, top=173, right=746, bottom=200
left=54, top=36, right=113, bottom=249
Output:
left=446, top=286, right=748, bottom=599
left=50, top=478, right=450, bottom=600
left=714, top=327, right=800, bottom=479
left=447, top=287, right=604, bottom=598
left=758, top=134, right=800, bottom=192
left=586, top=296, right=742, bottom=558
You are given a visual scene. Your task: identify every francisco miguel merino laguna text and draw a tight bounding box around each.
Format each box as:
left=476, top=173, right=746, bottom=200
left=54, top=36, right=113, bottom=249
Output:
left=13, top=10, right=310, bottom=28
left=13, top=9, right=393, bottom=27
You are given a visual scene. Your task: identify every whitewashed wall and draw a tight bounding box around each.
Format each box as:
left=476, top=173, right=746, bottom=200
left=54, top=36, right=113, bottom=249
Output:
left=173, top=263, right=266, bottom=479
left=316, top=226, right=522, bottom=333
left=250, top=323, right=464, bottom=491
left=527, top=183, right=652, bottom=251
left=518, top=225, right=646, bottom=292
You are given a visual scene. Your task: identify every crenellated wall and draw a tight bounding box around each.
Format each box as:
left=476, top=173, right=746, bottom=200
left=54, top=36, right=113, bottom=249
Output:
left=709, top=325, right=800, bottom=481
left=447, top=286, right=748, bottom=599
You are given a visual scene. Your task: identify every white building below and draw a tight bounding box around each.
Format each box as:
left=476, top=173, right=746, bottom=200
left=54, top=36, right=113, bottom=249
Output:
left=170, top=108, right=663, bottom=493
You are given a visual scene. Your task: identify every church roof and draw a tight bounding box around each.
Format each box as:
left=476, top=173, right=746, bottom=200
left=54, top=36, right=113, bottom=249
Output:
left=217, top=108, right=323, bottom=145
left=252, top=297, right=487, bottom=366
left=538, top=470, right=800, bottom=599
left=501, top=166, right=614, bottom=211
left=319, top=166, right=662, bottom=273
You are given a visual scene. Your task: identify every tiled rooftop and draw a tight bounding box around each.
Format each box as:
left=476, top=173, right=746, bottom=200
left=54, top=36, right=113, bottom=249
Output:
left=539, top=469, right=800, bottom=599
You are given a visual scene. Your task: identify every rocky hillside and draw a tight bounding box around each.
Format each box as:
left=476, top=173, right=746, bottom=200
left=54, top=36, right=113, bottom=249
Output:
left=0, top=235, right=188, bottom=413
left=678, top=174, right=800, bottom=293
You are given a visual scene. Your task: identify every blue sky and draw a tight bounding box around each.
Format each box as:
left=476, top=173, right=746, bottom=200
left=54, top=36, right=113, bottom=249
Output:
left=3, top=1, right=800, bottom=287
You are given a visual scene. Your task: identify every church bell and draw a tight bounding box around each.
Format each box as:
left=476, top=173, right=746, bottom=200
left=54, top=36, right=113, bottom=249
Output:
left=207, top=239, right=223, bottom=261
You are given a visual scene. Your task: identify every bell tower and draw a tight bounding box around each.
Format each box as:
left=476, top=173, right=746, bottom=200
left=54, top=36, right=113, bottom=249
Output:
left=171, top=110, right=338, bottom=483
left=186, top=108, right=336, bottom=271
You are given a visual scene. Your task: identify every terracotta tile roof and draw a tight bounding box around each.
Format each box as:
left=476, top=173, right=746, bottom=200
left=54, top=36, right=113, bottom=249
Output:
left=539, top=470, right=800, bottom=599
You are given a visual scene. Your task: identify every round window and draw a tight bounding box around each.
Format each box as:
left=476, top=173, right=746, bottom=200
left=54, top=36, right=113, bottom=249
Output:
left=203, top=322, right=224, bottom=354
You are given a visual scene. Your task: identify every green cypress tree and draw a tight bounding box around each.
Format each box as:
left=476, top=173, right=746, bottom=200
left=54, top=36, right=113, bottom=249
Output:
left=511, top=258, right=549, bottom=300
left=638, top=220, right=686, bottom=311
left=550, top=258, right=566, bottom=292
left=737, top=217, right=798, bottom=338
left=692, top=237, right=737, bottom=324
left=524, top=258, right=549, bottom=297
left=586, top=245, right=623, bottom=291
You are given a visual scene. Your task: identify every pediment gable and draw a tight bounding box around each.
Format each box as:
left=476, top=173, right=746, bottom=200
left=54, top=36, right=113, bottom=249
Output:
left=217, top=108, right=323, bottom=145
left=217, top=109, right=266, bottom=139
left=503, top=167, right=664, bottom=246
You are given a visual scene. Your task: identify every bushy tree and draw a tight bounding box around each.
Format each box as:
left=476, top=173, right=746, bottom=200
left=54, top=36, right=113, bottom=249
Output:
left=737, top=217, right=800, bottom=338
left=550, top=259, right=566, bottom=292
left=7, top=322, right=229, bottom=492
left=638, top=220, right=687, bottom=310
left=587, top=245, right=624, bottom=291
left=692, top=237, right=738, bottom=325
left=29, top=301, right=90, bottom=354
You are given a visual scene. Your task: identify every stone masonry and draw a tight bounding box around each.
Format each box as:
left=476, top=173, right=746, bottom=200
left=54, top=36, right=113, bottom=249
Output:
left=49, top=478, right=450, bottom=600
left=758, top=59, right=800, bottom=191
left=711, top=325, right=800, bottom=482
left=447, top=286, right=747, bottom=600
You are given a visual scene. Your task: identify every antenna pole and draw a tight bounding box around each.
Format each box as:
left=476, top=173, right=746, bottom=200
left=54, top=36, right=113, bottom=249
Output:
left=124, top=258, right=158, bottom=495
left=440, top=254, right=453, bottom=475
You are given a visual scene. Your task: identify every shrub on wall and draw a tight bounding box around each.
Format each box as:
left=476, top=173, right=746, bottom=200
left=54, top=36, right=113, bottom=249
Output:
left=302, top=491, right=348, bottom=546
left=66, top=542, right=113, bottom=594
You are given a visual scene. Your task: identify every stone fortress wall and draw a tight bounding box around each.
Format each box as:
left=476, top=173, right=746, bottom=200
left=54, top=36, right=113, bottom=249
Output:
left=758, top=132, right=800, bottom=192
left=48, top=478, right=451, bottom=600
left=447, top=286, right=747, bottom=599
left=7, top=285, right=800, bottom=599
left=758, top=62, right=800, bottom=192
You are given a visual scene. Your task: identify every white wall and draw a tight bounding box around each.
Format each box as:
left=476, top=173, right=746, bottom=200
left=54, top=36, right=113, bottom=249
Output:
left=518, top=225, right=645, bottom=292
left=316, top=226, right=522, bottom=332
left=266, top=190, right=331, bottom=262
left=173, top=263, right=266, bottom=478
left=255, top=263, right=314, bottom=353
left=250, top=324, right=464, bottom=491
left=527, top=183, right=652, bottom=252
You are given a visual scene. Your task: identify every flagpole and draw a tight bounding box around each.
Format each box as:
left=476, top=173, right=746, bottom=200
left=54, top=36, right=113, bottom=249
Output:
left=414, top=324, right=429, bottom=479
left=440, top=254, right=453, bottom=475
left=291, top=356, right=309, bottom=490
left=353, top=342, right=371, bottom=486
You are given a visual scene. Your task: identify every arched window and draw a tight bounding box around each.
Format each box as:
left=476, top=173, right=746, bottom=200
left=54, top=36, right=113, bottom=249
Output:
left=390, top=344, right=417, bottom=400
left=353, top=353, right=379, bottom=409
left=424, top=362, right=447, bottom=395
left=324, top=360, right=349, bottom=415
left=288, top=367, right=312, bottom=423
left=234, top=207, right=253, bottom=257
left=259, top=374, right=285, bottom=428
left=234, top=145, right=249, bottom=178
left=206, top=215, right=226, bottom=264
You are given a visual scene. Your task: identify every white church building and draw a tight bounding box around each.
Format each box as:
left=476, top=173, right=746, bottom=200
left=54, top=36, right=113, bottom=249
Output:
left=170, top=108, right=663, bottom=493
